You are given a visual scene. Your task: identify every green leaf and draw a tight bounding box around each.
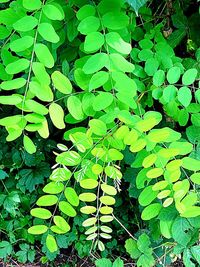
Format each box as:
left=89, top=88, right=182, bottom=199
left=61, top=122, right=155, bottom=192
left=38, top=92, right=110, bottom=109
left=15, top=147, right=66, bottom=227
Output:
left=171, top=217, right=191, bottom=246
left=92, top=92, right=113, bottom=111
left=53, top=216, right=70, bottom=233
left=80, top=179, right=98, bottom=189
left=43, top=181, right=64, bottom=194
left=191, top=246, right=200, bottom=264
left=141, top=203, right=162, bottom=220
left=51, top=71, right=72, bottom=94
left=5, top=59, right=30, bottom=74
left=183, top=249, right=196, bottom=267
left=46, top=234, right=58, bottom=253
left=43, top=3, right=64, bottom=21
left=100, top=196, right=115, bottom=205
left=182, top=157, right=200, bottom=171
left=13, top=16, right=38, bottom=32
left=76, top=5, right=96, bottom=21
left=101, top=184, right=117, bottom=196
left=67, top=95, right=84, bottom=120
left=95, top=258, right=112, bottom=267
left=78, top=16, right=100, bottom=35
left=139, top=186, right=158, bottom=206
left=125, top=238, right=141, bottom=259
left=126, top=0, right=148, bottom=15
left=79, top=192, right=96, bottom=202
left=32, top=62, right=50, bottom=85
left=30, top=208, right=52, bottom=219
left=167, top=66, right=181, bottom=84
left=0, top=95, right=22, bottom=105
left=106, top=32, right=131, bottom=54
left=49, top=103, right=65, bottom=129
left=56, top=151, right=81, bottom=166
left=102, top=11, right=129, bottom=30
left=177, top=86, right=192, bottom=107
left=59, top=201, right=77, bottom=217
left=153, top=70, right=165, bottom=87
left=34, top=43, right=54, bottom=68
left=89, top=71, right=109, bottom=91
left=23, top=136, right=36, bottom=154
left=38, top=23, right=60, bottom=43
left=83, top=53, right=109, bottom=74
left=64, top=187, right=79, bottom=206
left=28, top=225, right=48, bottom=235
left=162, top=85, right=177, bottom=102
left=191, top=113, right=200, bottom=127
left=182, top=68, right=197, bottom=85
left=144, top=58, right=159, bottom=76
left=137, top=233, right=151, bottom=254
left=84, top=32, right=104, bottom=53
left=110, top=54, right=134, bottom=72
left=89, top=119, right=107, bottom=136
left=36, top=195, right=58, bottom=206
left=25, top=99, right=48, bottom=115
left=23, top=0, right=41, bottom=10
left=190, top=173, right=200, bottom=185
left=10, top=36, right=34, bottom=53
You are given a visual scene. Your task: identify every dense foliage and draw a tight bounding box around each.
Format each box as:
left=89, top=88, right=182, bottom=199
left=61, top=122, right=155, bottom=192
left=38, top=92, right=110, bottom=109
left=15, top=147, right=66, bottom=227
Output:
left=0, top=0, right=200, bottom=266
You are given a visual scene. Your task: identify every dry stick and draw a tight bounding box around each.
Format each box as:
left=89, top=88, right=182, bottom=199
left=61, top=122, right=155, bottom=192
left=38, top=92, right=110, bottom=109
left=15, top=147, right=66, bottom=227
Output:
left=112, top=214, right=137, bottom=241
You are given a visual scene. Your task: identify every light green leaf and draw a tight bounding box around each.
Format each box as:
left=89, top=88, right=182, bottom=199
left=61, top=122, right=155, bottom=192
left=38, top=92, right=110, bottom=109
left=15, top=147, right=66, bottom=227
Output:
left=32, top=62, right=50, bottom=85
left=34, top=43, right=54, bottom=68
left=177, top=86, right=192, bottom=107
left=67, top=95, right=84, bottom=120
left=182, top=68, right=197, bottom=85
left=10, top=36, right=34, bottom=53
left=76, top=5, right=96, bottom=21
left=182, top=157, right=200, bottom=171
left=89, top=71, right=109, bottom=91
left=49, top=103, right=65, bottom=129
left=28, top=225, right=48, bottom=235
left=84, top=32, right=104, bottom=53
left=92, top=92, right=113, bottom=111
left=125, top=238, right=141, bottom=259
left=46, top=234, right=58, bottom=253
left=83, top=53, right=109, bottom=74
left=29, top=81, right=53, bottom=102
left=144, top=58, right=159, bottom=76
left=38, top=23, right=60, bottom=43
left=153, top=70, right=165, bottom=87
left=53, top=216, right=70, bottom=233
left=106, top=32, right=131, bottom=54
left=23, top=135, right=36, bottom=154
left=64, top=187, right=79, bottom=206
left=110, top=54, right=134, bottom=72
left=13, top=16, right=38, bottom=31
left=0, top=95, right=22, bottom=105
left=31, top=208, right=52, bottom=219
left=59, top=201, right=77, bottom=217
left=51, top=71, right=72, bottom=94
left=141, top=203, right=162, bottom=220
left=23, top=0, right=41, bottom=10
left=36, top=195, right=58, bottom=206
left=5, top=59, right=30, bottom=74
left=102, top=11, right=129, bottom=30
left=25, top=99, right=48, bottom=115
left=78, top=16, right=100, bottom=35
left=43, top=181, right=64, bottom=194
left=167, top=66, right=181, bottom=84
left=56, top=151, right=81, bottom=166
left=43, top=3, right=64, bottom=21
left=80, top=179, right=98, bottom=189
left=162, top=85, right=177, bottom=102
left=79, top=192, right=97, bottom=202
left=89, top=119, right=107, bottom=136
left=139, top=186, right=158, bottom=206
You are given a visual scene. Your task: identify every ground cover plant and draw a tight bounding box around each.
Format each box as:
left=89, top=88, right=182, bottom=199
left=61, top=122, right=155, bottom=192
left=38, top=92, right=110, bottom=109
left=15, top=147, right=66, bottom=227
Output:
left=0, top=0, right=200, bottom=266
